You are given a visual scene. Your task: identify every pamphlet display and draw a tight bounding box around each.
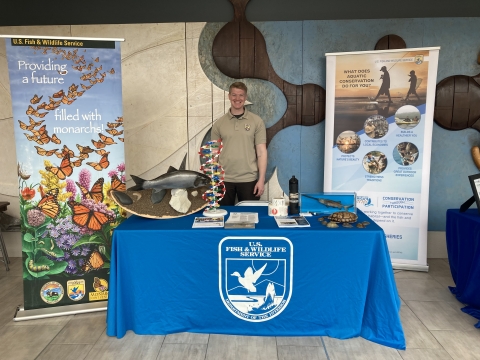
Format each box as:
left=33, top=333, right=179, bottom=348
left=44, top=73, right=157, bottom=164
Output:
left=324, top=47, right=440, bottom=269
left=275, top=216, right=310, bottom=228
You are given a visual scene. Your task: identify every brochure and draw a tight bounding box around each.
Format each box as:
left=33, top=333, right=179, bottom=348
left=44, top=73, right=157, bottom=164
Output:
left=226, top=212, right=259, bottom=224
left=192, top=217, right=224, bottom=228
left=274, top=216, right=311, bottom=228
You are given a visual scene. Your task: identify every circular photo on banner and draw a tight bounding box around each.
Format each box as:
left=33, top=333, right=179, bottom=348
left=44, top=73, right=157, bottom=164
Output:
left=364, top=115, right=388, bottom=139
left=393, top=142, right=419, bottom=166
left=336, top=130, right=361, bottom=154
left=395, top=105, right=421, bottom=129
left=363, top=151, right=387, bottom=174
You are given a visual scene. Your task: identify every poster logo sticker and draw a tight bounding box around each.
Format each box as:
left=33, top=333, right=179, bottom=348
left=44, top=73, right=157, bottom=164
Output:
left=89, top=277, right=108, bottom=301
left=67, top=279, right=85, bottom=301
left=219, top=237, right=293, bottom=322
left=40, top=281, right=64, bottom=304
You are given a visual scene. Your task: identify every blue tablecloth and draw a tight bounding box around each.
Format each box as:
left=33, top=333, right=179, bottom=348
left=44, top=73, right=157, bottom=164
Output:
left=446, top=209, right=480, bottom=328
left=106, top=207, right=405, bottom=349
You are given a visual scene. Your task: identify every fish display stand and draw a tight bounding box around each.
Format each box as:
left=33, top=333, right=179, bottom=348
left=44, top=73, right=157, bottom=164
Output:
left=199, top=140, right=227, bottom=217
left=300, top=192, right=356, bottom=215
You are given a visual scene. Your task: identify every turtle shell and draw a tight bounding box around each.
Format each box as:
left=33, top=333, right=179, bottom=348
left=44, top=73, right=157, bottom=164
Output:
left=328, top=211, right=358, bottom=223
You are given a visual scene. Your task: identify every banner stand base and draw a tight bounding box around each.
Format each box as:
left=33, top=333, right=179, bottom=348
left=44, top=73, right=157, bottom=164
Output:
left=392, top=263, right=429, bottom=272
left=14, top=301, right=107, bottom=322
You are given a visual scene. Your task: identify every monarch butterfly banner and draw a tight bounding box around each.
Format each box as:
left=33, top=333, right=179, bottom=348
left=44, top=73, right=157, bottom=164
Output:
left=4, top=36, right=126, bottom=315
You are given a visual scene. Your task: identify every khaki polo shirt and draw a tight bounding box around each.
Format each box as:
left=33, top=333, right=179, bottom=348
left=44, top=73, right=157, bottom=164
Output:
left=211, top=108, right=266, bottom=182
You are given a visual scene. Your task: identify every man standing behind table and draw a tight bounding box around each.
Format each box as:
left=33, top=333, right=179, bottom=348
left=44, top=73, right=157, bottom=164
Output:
left=211, top=82, right=267, bottom=206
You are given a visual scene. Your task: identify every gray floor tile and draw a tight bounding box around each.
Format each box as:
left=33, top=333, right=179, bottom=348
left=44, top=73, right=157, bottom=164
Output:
left=157, top=343, right=207, bottom=360
left=406, top=300, right=478, bottom=331
left=206, top=334, right=277, bottom=360
left=278, top=345, right=328, bottom=360
left=427, top=259, right=452, bottom=278
left=164, top=332, right=209, bottom=344
left=431, top=330, right=480, bottom=360
left=0, top=324, right=64, bottom=360
left=399, top=305, right=440, bottom=349
left=396, top=278, right=458, bottom=303
left=434, top=275, right=456, bottom=288
left=276, top=336, right=323, bottom=346
left=52, top=311, right=107, bottom=344
left=36, top=344, right=93, bottom=360
left=86, top=330, right=164, bottom=360
left=322, top=336, right=403, bottom=360
left=0, top=257, right=23, bottom=278
left=398, top=348, right=453, bottom=360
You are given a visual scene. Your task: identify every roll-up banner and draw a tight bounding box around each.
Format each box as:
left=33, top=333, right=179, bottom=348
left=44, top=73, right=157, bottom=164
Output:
left=2, top=35, right=126, bottom=319
left=324, top=47, right=440, bottom=270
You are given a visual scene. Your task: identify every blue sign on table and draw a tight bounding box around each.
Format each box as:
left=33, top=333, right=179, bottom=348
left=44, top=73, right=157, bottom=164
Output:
left=218, top=237, right=293, bottom=322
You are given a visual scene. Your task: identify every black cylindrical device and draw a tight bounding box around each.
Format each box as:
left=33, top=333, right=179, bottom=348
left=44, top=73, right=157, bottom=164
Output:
left=289, top=175, right=299, bottom=215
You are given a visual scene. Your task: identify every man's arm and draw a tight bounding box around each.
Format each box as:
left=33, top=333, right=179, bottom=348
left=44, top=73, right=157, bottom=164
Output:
left=254, top=143, right=267, bottom=196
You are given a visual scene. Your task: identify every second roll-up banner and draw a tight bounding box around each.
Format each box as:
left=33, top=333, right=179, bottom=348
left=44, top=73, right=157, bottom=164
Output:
left=324, top=47, right=440, bottom=270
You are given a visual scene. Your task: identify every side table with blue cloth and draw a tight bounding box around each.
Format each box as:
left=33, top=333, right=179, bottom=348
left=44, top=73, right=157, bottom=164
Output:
left=107, top=207, right=405, bottom=349
left=446, top=209, right=480, bottom=328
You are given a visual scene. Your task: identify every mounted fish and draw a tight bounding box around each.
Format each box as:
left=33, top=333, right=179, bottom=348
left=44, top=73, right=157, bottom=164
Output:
left=110, top=155, right=212, bottom=219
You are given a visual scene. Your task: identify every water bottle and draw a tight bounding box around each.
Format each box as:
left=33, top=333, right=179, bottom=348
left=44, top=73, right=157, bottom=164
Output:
left=289, top=175, right=299, bottom=215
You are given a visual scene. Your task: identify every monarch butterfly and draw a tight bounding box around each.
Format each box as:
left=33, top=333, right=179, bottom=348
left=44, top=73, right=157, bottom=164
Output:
left=109, top=68, right=115, bottom=74
left=99, top=133, right=116, bottom=145
left=100, top=72, right=106, bottom=78
left=81, top=83, right=92, bottom=90
left=93, top=57, right=99, bottom=62
left=36, top=189, right=60, bottom=218
left=76, top=91, right=85, bottom=97
left=77, top=144, right=94, bottom=155
left=35, top=146, right=58, bottom=156
left=50, top=134, right=61, bottom=145
left=34, top=133, right=51, bottom=145
left=52, top=90, right=64, bottom=98
left=89, top=79, right=98, bottom=85
left=118, top=137, right=124, bottom=142
left=18, top=120, right=35, bottom=131
left=61, top=145, right=74, bottom=157
left=95, top=149, right=109, bottom=156
left=72, top=158, right=84, bottom=167
left=96, top=65, right=102, bottom=71
left=68, top=201, right=114, bottom=231
left=69, top=83, right=78, bottom=92
left=26, top=105, right=48, bottom=118
left=36, top=102, right=47, bottom=110
left=116, top=117, right=123, bottom=123
left=67, top=92, right=76, bottom=99
left=96, top=77, right=104, bottom=83
left=61, top=95, right=74, bottom=105
left=30, top=125, right=47, bottom=137
left=45, top=155, right=73, bottom=180
left=76, top=177, right=104, bottom=203
left=81, top=73, right=92, bottom=81
left=106, top=122, right=122, bottom=129
left=87, top=154, right=109, bottom=171
left=93, top=276, right=108, bottom=291
left=82, top=251, right=104, bottom=272
left=106, top=129, right=123, bottom=137
left=30, top=94, right=43, bottom=104
left=110, top=174, right=126, bottom=192
left=91, top=139, right=106, bottom=149
left=29, top=117, right=44, bottom=127
left=28, top=260, right=50, bottom=272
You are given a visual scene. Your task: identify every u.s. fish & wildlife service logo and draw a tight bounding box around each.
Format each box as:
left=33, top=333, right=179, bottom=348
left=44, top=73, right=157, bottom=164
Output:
left=244, top=124, right=251, bottom=131
left=67, top=279, right=85, bottom=301
left=40, top=281, right=64, bottom=304
left=219, top=237, right=293, bottom=322
left=414, top=55, right=424, bottom=65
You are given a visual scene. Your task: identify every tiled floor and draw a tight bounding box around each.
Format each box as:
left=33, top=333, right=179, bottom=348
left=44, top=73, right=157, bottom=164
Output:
left=0, top=258, right=479, bottom=360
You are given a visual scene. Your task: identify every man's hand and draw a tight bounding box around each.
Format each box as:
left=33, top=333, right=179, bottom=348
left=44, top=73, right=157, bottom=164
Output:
left=254, top=180, right=265, bottom=197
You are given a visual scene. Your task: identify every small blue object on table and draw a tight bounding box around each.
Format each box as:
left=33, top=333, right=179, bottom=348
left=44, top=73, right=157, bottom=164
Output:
left=446, top=209, right=480, bottom=328
left=106, top=206, right=405, bottom=349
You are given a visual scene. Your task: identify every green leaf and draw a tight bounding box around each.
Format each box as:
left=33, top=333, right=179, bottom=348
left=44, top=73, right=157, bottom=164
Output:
left=23, top=233, right=35, bottom=242
left=36, top=223, right=49, bottom=237
left=46, top=261, right=68, bottom=275
left=22, top=241, right=35, bottom=253
left=72, top=234, right=104, bottom=248
left=102, top=262, right=110, bottom=269
left=23, top=271, right=33, bottom=280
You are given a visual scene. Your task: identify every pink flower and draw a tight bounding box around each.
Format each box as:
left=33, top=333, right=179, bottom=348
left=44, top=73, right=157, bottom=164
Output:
left=78, top=169, right=91, bottom=196
left=108, top=170, right=118, bottom=178
left=116, top=162, right=125, bottom=173
left=27, top=209, right=45, bottom=226
left=66, top=179, right=76, bottom=201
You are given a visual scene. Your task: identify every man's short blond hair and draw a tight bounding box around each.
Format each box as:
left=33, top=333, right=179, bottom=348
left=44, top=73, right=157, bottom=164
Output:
left=229, top=82, right=248, bottom=94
